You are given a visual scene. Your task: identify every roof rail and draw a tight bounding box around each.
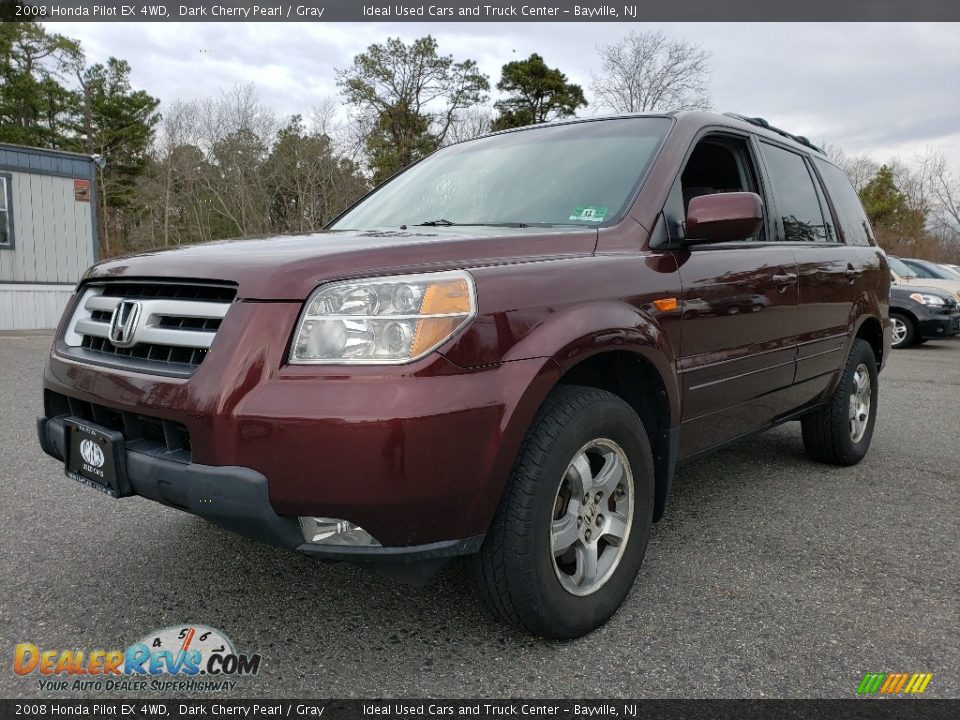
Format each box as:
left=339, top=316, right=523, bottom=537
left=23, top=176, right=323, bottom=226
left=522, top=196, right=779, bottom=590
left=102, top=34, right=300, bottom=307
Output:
left=723, top=113, right=824, bottom=154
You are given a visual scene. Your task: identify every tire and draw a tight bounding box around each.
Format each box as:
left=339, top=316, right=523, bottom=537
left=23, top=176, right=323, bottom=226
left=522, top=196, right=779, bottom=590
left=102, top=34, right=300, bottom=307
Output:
left=890, top=312, right=915, bottom=349
left=801, top=338, right=878, bottom=466
left=467, top=385, right=654, bottom=639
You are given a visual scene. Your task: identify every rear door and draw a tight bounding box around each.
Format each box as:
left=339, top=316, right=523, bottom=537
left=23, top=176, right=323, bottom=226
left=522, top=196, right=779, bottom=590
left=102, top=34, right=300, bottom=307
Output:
left=668, top=133, right=799, bottom=457
left=755, top=143, right=856, bottom=399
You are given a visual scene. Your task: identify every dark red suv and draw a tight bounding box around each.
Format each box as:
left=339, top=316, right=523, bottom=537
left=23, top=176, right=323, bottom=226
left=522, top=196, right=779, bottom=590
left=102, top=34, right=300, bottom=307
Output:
left=38, top=112, right=891, bottom=638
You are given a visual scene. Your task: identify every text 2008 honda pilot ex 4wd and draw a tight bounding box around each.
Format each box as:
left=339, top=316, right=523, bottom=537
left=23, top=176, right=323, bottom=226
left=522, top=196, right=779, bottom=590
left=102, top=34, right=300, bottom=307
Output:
left=39, top=112, right=891, bottom=638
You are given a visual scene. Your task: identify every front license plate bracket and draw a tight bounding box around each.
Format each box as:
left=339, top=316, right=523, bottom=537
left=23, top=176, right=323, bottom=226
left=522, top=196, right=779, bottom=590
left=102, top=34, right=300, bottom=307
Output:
left=63, top=419, right=133, bottom=498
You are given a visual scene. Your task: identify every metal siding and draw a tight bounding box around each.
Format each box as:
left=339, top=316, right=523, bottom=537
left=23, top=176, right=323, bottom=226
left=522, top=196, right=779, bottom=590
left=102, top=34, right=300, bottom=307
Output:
left=30, top=173, right=44, bottom=281
left=28, top=173, right=46, bottom=282
left=0, top=145, right=97, bottom=180
left=50, top=174, right=66, bottom=282
left=13, top=173, right=32, bottom=281
left=74, top=184, right=92, bottom=273
left=0, top=169, right=93, bottom=285
left=0, top=284, right=74, bottom=330
left=66, top=178, right=80, bottom=278
left=56, top=175, right=70, bottom=282
left=0, top=230, right=7, bottom=282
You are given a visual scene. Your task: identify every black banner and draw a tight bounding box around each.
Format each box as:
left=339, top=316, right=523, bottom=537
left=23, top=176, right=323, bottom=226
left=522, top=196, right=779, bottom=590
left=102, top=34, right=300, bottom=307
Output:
left=2, top=0, right=959, bottom=22
left=2, top=700, right=959, bottom=720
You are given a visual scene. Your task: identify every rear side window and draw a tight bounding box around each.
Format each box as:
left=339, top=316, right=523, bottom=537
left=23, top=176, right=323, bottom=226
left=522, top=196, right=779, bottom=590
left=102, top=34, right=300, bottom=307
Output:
left=759, top=142, right=830, bottom=242
left=814, top=158, right=875, bottom=246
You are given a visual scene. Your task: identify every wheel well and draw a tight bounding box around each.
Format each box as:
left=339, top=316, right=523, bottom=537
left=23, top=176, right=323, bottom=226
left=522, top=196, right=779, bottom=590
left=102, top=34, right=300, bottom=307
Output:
left=856, top=316, right=884, bottom=366
left=558, top=351, right=674, bottom=521
left=889, top=308, right=917, bottom=325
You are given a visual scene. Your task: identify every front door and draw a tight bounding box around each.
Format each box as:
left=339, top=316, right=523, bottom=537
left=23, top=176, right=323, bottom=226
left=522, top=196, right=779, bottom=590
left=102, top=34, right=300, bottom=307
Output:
left=665, top=135, right=799, bottom=457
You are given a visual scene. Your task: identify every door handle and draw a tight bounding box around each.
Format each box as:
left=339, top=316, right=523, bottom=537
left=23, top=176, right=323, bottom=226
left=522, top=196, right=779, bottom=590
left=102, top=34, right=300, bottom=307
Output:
left=845, top=264, right=858, bottom=283
left=772, top=272, right=797, bottom=294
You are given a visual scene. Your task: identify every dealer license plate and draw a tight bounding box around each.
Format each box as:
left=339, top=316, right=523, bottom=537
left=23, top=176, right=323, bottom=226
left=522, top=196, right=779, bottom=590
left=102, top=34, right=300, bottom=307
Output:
left=64, top=419, right=130, bottom=498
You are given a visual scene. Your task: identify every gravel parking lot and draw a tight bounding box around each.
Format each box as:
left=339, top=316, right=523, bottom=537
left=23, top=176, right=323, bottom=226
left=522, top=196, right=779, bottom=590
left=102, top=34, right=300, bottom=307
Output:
left=1, top=333, right=957, bottom=699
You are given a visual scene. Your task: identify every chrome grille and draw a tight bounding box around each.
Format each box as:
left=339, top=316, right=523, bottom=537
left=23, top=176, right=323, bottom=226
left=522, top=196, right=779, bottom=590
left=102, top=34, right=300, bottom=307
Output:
left=61, top=281, right=236, bottom=377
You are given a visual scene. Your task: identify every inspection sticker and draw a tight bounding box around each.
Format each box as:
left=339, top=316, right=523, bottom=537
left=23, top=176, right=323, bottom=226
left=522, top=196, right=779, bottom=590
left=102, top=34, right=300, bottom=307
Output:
left=569, top=205, right=608, bottom=222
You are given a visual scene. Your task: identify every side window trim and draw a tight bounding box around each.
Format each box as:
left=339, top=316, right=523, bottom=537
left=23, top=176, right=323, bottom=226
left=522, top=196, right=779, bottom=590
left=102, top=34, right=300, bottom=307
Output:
left=0, top=173, right=14, bottom=250
left=749, top=135, right=783, bottom=242
left=803, top=156, right=837, bottom=243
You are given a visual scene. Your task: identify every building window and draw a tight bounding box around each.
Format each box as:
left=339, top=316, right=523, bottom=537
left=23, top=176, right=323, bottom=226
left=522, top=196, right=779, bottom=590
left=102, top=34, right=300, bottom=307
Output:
left=0, top=174, right=12, bottom=249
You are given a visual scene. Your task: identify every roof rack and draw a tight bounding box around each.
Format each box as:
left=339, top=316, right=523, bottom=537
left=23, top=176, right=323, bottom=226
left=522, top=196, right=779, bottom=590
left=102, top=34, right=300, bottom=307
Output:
left=723, top=113, right=824, bottom=154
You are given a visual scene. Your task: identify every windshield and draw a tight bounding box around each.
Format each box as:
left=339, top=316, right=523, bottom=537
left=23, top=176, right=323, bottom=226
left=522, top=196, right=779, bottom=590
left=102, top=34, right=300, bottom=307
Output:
left=332, top=118, right=671, bottom=230
left=905, top=261, right=955, bottom=280
left=889, top=257, right=917, bottom=277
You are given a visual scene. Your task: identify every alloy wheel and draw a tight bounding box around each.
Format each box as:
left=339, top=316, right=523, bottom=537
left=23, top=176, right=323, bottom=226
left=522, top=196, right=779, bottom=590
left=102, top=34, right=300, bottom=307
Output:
left=891, top=317, right=908, bottom=347
left=848, top=363, right=872, bottom=443
left=550, top=439, right=634, bottom=597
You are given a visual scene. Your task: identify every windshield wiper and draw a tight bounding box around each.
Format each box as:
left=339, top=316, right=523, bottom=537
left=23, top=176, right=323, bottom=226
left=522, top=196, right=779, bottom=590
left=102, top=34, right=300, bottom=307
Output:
left=415, top=218, right=458, bottom=226
left=415, top=219, right=534, bottom=228
left=412, top=220, right=583, bottom=228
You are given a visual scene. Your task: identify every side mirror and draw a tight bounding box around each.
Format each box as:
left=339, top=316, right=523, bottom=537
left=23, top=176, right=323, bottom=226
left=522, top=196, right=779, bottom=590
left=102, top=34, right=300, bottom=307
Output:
left=684, top=192, right=764, bottom=244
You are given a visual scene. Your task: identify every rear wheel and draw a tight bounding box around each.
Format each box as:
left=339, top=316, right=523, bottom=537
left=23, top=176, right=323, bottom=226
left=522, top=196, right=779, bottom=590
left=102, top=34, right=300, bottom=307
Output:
left=801, top=338, right=878, bottom=466
left=467, top=385, right=653, bottom=639
left=890, top=312, right=915, bottom=349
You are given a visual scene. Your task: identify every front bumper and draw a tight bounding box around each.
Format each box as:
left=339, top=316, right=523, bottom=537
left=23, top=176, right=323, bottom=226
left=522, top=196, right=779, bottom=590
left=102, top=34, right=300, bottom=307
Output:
left=917, top=311, right=960, bottom=340
left=43, top=299, right=560, bottom=547
left=37, top=414, right=484, bottom=565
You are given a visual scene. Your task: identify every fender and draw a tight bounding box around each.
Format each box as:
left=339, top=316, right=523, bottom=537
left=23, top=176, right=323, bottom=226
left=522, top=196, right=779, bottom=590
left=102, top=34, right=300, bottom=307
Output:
left=500, top=300, right=681, bottom=426
left=471, top=300, right=682, bottom=530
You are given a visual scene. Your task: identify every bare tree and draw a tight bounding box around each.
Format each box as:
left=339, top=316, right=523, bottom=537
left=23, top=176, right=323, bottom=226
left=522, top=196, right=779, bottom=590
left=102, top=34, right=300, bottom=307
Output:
left=917, top=151, right=960, bottom=246
left=444, top=107, right=494, bottom=145
left=824, top=144, right=880, bottom=192
left=193, top=84, right=277, bottom=237
left=591, top=30, right=711, bottom=114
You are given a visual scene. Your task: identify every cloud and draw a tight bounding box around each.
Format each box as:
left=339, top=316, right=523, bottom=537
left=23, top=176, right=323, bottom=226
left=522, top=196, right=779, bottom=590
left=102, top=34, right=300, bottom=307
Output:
left=50, top=20, right=960, bottom=167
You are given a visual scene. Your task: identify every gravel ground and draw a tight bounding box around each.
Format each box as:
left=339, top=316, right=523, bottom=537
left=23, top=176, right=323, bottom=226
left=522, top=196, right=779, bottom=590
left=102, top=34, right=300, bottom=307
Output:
left=1, top=333, right=957, bottom=699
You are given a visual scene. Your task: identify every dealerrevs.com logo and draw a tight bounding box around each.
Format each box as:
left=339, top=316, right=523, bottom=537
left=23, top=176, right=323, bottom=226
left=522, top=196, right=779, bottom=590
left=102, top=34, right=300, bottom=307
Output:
left=14, top=625, right=261, bottom=693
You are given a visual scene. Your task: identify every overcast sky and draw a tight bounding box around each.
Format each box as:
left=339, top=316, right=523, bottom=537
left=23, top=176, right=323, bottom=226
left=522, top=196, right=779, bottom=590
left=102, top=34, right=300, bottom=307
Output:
left=50, top=21, right=960, bottom=168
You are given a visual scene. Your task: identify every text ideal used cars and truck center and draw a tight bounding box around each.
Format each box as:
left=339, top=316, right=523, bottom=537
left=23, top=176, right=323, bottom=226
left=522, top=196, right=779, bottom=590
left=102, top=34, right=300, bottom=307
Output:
left=37, top=112, right=891, bottom=638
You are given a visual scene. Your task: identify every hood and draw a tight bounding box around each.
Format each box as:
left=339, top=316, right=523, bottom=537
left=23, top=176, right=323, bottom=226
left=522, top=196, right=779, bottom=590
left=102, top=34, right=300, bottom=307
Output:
left=893, top=275, right=960, bottom=299
left=83, top=227, right=598, bottom=300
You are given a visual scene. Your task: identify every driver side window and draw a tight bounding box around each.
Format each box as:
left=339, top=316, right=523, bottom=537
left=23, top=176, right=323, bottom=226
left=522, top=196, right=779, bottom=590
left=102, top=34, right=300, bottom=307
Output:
left=668, top=136, right=766, bottom=243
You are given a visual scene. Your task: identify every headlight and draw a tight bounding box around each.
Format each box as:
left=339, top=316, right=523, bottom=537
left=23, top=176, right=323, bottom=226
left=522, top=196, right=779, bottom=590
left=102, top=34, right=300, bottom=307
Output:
left=909, top=292, right=946, bottom=307
left=290, top=270, right=476, bottom=364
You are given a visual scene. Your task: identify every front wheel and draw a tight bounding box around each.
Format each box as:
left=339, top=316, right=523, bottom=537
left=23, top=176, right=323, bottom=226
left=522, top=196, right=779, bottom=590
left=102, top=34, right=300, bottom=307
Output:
left=890, top=312, right=915, bottom=349
left=467, top=385, right=653, bottom=639
left=801, top=338, right=878, bottom=465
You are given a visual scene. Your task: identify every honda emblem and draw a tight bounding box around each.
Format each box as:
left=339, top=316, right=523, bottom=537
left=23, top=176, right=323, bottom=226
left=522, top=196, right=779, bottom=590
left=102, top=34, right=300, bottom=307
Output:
left=108, top=301, right=141, bottom=347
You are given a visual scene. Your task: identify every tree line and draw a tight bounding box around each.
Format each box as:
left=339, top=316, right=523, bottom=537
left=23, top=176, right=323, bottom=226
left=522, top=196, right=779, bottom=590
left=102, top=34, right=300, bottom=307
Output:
left=826, top=147, right=960, bottom=262
left=1, top=22, right=958, bottom=263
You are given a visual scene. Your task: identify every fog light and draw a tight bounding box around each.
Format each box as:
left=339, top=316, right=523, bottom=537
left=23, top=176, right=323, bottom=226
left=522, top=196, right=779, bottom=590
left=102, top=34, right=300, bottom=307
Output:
left=299, top=516, right=381, bottom=546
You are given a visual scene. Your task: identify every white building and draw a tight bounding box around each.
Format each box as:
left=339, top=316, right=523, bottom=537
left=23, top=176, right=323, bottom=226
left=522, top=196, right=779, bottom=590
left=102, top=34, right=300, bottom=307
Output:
left=0, top=143, right=98, bottom=330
